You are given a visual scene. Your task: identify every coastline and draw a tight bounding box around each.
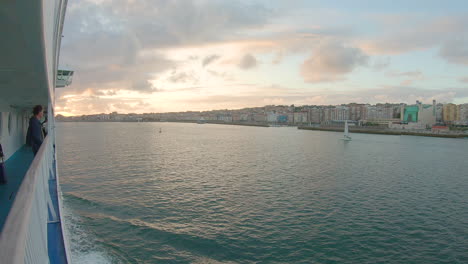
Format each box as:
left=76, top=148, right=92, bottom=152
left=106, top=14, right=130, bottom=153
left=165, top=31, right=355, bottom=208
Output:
left=179, top=120, right=270, bottom=127
left=298, top=126, right=467, bottom=138
left=57, top=120, right=270, bottom=127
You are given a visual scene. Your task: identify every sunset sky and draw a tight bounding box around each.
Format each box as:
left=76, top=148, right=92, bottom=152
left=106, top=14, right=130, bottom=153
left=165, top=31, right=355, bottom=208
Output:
left=57, top=0, right=468, bottom=116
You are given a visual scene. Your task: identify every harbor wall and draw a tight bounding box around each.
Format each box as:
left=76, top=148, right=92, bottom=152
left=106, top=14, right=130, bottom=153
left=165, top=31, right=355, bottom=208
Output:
left=297, top=126, right=467, bottom=138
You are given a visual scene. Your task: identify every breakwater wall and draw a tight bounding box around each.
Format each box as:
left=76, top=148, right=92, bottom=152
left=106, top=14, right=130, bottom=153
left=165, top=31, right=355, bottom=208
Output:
left=298, top=126, right=467, bottom=138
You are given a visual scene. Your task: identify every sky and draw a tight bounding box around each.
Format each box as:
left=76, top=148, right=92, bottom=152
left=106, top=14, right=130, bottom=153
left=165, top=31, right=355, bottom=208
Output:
left=56, top=0, right=468, bottom=116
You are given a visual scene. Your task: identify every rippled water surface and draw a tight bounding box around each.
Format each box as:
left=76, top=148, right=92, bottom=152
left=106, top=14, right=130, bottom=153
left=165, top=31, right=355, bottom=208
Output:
left=56, top=122, right=468, bottom=263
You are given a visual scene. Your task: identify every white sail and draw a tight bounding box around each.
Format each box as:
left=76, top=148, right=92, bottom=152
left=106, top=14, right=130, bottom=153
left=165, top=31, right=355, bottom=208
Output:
left=344, top=120, right=349, bottom=137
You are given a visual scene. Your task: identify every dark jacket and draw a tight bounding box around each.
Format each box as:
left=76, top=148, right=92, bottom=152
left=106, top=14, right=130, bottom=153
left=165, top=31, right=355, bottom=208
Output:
left=27, top=117, right=43, bottom=155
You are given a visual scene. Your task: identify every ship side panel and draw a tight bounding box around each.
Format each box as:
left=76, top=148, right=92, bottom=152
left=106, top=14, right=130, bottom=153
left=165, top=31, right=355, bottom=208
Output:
left=0, top=110, right=30, bottom=160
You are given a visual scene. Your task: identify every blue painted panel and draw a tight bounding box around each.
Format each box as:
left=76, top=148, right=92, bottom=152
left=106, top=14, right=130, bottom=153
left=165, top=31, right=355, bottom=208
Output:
left=278, top=115, right=288, bottom=122
left=48, top=162, right=68, bottom=264
left=0, top=146, right=34, bottom=230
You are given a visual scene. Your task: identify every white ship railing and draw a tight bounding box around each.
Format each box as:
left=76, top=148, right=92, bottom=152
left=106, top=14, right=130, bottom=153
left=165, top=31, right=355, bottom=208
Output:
left=0, top=135, right=53, bottom=264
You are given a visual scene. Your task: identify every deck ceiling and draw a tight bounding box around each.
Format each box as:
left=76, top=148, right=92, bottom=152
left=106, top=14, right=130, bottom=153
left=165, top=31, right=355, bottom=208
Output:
left=0, top=0, right=50, bottom=110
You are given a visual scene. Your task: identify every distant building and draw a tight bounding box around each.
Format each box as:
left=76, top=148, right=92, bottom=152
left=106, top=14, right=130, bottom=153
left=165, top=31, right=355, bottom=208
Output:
left=322, top=107, right=333, bottom=123
left=253, top=113, right=266, bottom=122
left=443, top=103, right=460, bottom=123
left=395, top=100, right=436, bottom=129
left=348, top=103, right=367, bottom=121
left=58, top=101, right=468, bottom=128
left=277, top=114, right=288, bottom=123
left=417, top=100, right=437, bottom=127
left=98, top=113, right=110, bottom=120
left=402, top=105, right=419, bottom=122
left=366, top=104, right=395, bottom=121
left=459, top=104, right=468, bottom=125
left=435, top=103, right=444, bottom=123
left=266, top=112, right=277, bottom=123
left=287, top=113, right=294, bottom=124
left=309, top=108, right=322, bottom=124
left=217, top=114, right=232, bottom=122
left=332, top=106, right=349, bottom=121
left=232, top=113, right=241, bottom=122
left=293, top=111, right=308, bottom=124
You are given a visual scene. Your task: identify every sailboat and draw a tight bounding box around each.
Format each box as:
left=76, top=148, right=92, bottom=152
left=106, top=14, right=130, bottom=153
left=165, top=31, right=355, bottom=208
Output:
left=342, top=120, right=352, bottom=141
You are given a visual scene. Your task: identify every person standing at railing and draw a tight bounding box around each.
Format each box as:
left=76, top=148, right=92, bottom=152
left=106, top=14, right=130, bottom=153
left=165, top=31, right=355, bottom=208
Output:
left=26, top=105, right=45, bottom=156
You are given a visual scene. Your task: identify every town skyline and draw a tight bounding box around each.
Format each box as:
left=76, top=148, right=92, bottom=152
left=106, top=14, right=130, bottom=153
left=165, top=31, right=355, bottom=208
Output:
left=60, top=102, right=408, bottom=115
left=57, top=100, right=468, bottom=127
left=57, top=99, right=463, bottom=116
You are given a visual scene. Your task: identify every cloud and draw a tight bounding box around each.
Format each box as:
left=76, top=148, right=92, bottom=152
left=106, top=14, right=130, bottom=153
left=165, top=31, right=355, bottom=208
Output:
left=55, top=92, right=151, bottom=115
left=60, top=25, right=174, bottom=94
left=303, top=86, right=466, bottom=105
left=238, top=54, right=258, bottom=69
left=202, top=55, right=221, bottom=67
left=358, top=15, right=468, bottom=68
left=57, top=1, right=468, bottom=115
left=439, top=37, right=468, bottom=65
left=371, top=57, right=391, bottom=71
left=386, top=70, right=424, bottom=86
left=94, top=90, right=118, bottom=96
left=59, top=0, right=272, bottom=96
left=301, top=40, right=368, bottom=82
left=167, top=71, right=198, bottom=83
left=207, top=70, right=235, bottom=82
left=131, top=79, right=159, bottom=93
left=272, top=51, right=284, bottom=64
left=178, top=94, right=299, bottom=110
left=57, top=82, right=468, bottom=115
left=64, top=0, right=271, bottom=49
left=175, top=85, right=468, bottom=110
left=387, top=71, right=423, bottom=78
left=354, top=86, right=468, bottom=104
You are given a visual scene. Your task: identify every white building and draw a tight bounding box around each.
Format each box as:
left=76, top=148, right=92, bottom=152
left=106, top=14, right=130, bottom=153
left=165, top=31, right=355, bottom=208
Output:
left=293, top=112, right=308, bottom=124
left=366, top=104, right=394, bottom=120
left=266, top=112, right=278, bottom=123
left=309, top=108, right=322, bottom=123
left=457, top=104, right=468, bottom=125
left=332, top=106, right=349, bottom=121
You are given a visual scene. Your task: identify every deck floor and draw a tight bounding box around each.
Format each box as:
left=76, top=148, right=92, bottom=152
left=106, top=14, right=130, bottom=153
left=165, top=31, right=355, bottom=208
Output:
left=0, top=146, right=34, bottom=230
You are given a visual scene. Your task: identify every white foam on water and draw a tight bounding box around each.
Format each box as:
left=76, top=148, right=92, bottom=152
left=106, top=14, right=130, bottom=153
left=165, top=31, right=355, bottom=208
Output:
left=61, top=197, right=121, bottom=264
left=72, top=251, right=115, bottom=264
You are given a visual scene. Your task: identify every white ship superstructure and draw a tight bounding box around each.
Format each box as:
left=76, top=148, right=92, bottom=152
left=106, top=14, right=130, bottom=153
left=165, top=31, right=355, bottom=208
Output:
left=0, top=0, right=72, bottom=263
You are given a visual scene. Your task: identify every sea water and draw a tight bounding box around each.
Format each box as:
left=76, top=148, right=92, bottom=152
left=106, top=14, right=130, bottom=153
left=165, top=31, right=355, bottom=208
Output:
left=56, top=122, right=468, bottom=263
